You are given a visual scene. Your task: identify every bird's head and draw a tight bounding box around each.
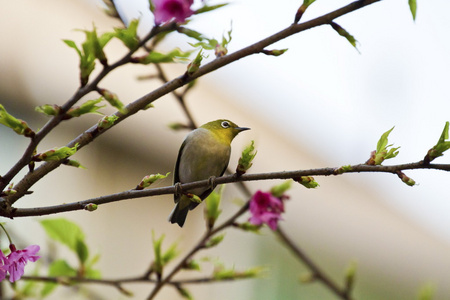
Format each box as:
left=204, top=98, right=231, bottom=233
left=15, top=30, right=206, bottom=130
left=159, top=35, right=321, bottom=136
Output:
left=201, top=119, right=250, bottom=145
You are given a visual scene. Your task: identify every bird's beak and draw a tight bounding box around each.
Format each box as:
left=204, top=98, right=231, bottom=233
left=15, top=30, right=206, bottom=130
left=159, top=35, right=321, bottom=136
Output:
left=236, top=126, right=250, bottom=132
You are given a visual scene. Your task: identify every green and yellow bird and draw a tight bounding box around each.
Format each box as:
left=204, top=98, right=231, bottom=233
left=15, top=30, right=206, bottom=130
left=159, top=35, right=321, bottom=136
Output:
left=169, top=119, right=250, bottom=227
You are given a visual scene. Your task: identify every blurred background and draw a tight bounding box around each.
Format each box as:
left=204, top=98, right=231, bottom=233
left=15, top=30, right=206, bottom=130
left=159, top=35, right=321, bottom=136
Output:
left=1, top=0, right=450, bottom=299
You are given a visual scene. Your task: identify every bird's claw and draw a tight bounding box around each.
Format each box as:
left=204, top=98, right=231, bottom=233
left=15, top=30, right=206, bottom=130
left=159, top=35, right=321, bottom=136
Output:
left=208, top=176, right=217, bottom=191
left=174, top=182, right=183, bottom=198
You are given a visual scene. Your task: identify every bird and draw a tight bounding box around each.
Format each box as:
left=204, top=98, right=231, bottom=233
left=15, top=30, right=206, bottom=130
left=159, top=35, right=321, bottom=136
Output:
left=168, top=119, right=250, bottom=227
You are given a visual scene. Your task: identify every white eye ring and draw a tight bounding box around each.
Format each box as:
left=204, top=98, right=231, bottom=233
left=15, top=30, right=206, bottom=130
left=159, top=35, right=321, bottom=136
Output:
left=221, top=121, right=230, bottom=128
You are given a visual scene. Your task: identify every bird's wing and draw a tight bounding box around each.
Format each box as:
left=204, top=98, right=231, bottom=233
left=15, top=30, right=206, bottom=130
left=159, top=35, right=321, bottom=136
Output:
left=173, top=138, right=188, bottom=204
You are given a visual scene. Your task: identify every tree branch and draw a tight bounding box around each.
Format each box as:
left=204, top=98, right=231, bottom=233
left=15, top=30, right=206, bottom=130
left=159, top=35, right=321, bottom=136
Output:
left=2, top=161, right=448, bottom=218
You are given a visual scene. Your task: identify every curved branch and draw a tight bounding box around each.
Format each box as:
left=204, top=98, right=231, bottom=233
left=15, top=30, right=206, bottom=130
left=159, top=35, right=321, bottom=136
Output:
left=3, top=161, right=449, bottom=218
left=3, top=0, right=382, bottom=208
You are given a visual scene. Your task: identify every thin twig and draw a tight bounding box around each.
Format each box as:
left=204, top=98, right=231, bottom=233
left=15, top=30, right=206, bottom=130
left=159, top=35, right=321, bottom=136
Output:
left=276, top=226, right=353, bottom=300
left=154, top=63, right=196, bottom=130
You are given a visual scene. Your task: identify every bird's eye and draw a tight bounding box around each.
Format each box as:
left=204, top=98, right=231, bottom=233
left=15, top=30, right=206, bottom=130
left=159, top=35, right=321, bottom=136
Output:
left=221, top=121, right=230, bottom=128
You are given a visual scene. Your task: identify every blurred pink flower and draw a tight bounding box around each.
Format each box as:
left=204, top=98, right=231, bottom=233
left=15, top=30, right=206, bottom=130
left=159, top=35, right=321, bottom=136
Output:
left=249, top=190, right=285, bottom=230
left=5, top=244, right=40, bottom=282
left=153, top=0, right=194, bottom=24
left=0, top=251, right=8, bottom=281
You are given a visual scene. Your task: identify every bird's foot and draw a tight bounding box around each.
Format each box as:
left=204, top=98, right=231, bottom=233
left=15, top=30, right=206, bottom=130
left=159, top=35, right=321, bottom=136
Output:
left=174, top=182, right=183, bottom=198
left=208, top=176, right=217, bottom=191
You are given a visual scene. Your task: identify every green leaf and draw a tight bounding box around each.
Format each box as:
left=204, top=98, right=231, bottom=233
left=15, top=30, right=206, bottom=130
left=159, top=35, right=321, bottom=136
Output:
left=63, top=39, right=82, bottom=57
left=152, top=231, right=164, bottom=275
left=330, top=22, right=359, bottom=52
left=367, top=127, right=400, bottom=165
left=183, top=259, right=201, bottom=271
left=294, top=176, right=319, bottom=189
left=186, top=49, right=205, bottom=75
left=82, top=26, right=109, bottom=64
left=135, top=48, right=193, bottom=64
left=76, top=239, right=89, bottom=264
left=188, top=24, right=232, bottom=58
left=195, top=3, right=228, bottom=14
left=188, top=193, right=202, bottom=204
left=189, top=39, right=218, bottom=51
left=176, top=286, right=194, bottom=300
left=113, top=19, right=140, bottom=50
left=377, top=127, right=394, bottom=153
left=425, top=121, right=450, bottom=163
left=49, top=259, right=77, bottom=276
left=409, top=0, right=417, bottom=21
left=215, top=25, right=232, bottom=57
left=205, top=234, right=225, bottom=248
left=161, top=242, right=178, bottom=266
left=204, top=185, right=223, bottom=228
left=63, top=159, right=87, bottom=169
left=151, top=231, right=178, bottom=274
left=102, top=0, right=120, bottom=18
left=304, top=0, right=316, bottom=5
left=0, top=104, right=35, bottom=137
left=84, top=267, right=102, bottom=279
left=271, top=180, right=292, bottom=197
left=235, top=222, right=261, bottom=233
left=261, top=49, right=288, bottom=56
left=40, top=218, right=85, bottom=253
left=136, top=172, right=170, bottom=190
left=41, top=259, right=77, bottom=297
left=344, top=260, right=357, bottom=292
left=35, top=104, right=60, bottom=116
left=213, top=264, right=264, bottom=280
left=97, top=89, right=127, bottom=114
left=84, top=203, right=98, bottom=211
left=294, top=0, right=316, bottom=23
left=334, top=165, right=353, bottom=174
left=86, top=253, right=101, bottom=270
left=33, top=144, right=79, bottom=162
left=63, top=36, right=96, bottom=86
left=67, top=98, right=105, bottom=117
left=177, top=27, right=205, bottom=41
left=98, top=115, right=119, bottom=131
left=236, top=140, right=257, bottom=175
left=397, top=171, right=416, bottom=186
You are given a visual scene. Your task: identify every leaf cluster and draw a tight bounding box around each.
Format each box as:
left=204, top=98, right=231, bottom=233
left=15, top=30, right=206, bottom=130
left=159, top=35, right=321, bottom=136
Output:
left=366, top=127, right=400, bottom=165
left=39, top=219, right=101, bottom=296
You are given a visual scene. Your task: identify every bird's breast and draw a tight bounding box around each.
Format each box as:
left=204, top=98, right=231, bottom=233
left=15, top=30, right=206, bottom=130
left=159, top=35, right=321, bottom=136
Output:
left=178, top=129, right=231, bottom=184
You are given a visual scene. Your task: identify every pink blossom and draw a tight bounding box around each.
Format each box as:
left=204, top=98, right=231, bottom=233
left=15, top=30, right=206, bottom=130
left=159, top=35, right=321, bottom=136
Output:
left=249, top=190, right=285, bottom=230
left=5, top=244, right=40, bottom=282
left=152, top=0, right=194, bottom=24
left=0, top=251, right=8, bottom=282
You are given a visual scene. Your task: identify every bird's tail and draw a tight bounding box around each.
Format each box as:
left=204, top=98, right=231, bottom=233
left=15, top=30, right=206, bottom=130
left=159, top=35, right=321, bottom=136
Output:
left=168, top=202, right=189, bottom=227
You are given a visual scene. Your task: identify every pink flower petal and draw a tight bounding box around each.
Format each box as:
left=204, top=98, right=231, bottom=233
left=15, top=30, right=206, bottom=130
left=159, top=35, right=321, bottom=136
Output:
left=153, top=0, right=194, bottom=24
left=6, top=244, right=40, bottom=282
left=248, top=190, right=285, bottom=230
